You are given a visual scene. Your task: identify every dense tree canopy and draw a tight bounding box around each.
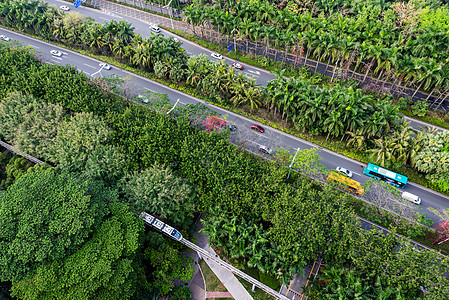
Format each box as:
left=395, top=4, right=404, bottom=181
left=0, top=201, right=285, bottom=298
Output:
left=10, top=202, right=143, bottom=300
left=0, top=172, right=114, bottom=282
left=119, top=163, right=196, bottom=227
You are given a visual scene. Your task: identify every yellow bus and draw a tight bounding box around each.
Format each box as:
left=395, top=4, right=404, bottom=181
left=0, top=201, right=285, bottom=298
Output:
left=327, top=171, right=364, bottom=195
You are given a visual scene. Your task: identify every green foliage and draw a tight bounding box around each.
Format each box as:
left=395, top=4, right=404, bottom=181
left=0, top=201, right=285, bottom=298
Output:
left=119, top=163, right=196, bottom=228
left=0, top=157, right=29, bottom=190
left=170, top=286, right=192, bottom=300
left=10, top=202, right=144, bottom=300
left=258, top=271, right=280, bottom=291
left=144, top=232, right=194, bottom=296
left=411, top=100, right=430, bottom=117
left=419, top=6, right=449, bottom=30
left=0, top=91, right=64, bottom=160
left=0, top=172, right=113, bottom=282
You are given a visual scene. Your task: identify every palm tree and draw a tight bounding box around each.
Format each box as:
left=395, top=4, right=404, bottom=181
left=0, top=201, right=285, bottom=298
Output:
left=324, top=110, right=344, bottom=140
left=367, top=137, right=396, bottom=167
left=363, top=44, right=384, bottom=82
left=346, top=129, right=366, bottom=150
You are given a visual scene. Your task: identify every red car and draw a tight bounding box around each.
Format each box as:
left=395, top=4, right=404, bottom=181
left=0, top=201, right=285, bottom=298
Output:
left=251, top=124, right=264, bottom=133
left=232, top=62, right=244, bottom=70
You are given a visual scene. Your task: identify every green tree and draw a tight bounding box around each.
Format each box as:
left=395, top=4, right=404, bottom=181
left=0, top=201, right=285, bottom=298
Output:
left=0, top=172, right=112, bottom=282
left=10, top=201, right=144, bottom=300
left=144, top=234, right=194, bottom=296
left=119, top=163, right=196, bottom=227
left=49, top=112, right=109, bottom=171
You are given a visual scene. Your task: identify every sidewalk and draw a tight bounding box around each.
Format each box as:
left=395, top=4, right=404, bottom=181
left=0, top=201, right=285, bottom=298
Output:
left=184, top=250, right=206, bottom=300
left=194, top=223, right=253, bottom=300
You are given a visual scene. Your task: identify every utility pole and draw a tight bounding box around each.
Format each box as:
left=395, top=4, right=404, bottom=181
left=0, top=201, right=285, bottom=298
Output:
left=163, top=0, right=174, bottom=29
left=287, top=148, right=300, bottom=179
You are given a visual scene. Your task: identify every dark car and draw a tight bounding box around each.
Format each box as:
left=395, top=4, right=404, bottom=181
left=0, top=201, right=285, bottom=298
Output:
left=251, top=124, right=264, bottom=133
left=229, top=125, right=237, bottom=132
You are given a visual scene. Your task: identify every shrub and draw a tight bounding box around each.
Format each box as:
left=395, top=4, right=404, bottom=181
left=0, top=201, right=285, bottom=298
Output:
left=411, top=100, right=429, bottom=117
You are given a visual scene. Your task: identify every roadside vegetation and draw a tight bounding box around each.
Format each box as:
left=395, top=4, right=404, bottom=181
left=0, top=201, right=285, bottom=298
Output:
left=0, top=43, right=448, bottom=299
left=184, top=0, right=449, bottom=110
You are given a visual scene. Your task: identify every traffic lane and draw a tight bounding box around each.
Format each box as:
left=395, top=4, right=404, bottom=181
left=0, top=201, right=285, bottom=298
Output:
left=405, top=116, right=446, bottom=132
left=43, top=0, right=275, bottom=87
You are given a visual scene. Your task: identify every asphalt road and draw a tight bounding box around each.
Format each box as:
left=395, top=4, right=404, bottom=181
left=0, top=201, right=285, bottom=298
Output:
left=44, top=0, right=449, bottom=132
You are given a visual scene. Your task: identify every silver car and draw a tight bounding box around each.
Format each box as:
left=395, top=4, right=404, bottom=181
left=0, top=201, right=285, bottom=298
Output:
left=336, top=166, right=353, bottom=178
left=211, top=53, right=223, bottom=60
left=50, top=50, right=63, bottom=57
left=0, top=35, right=10, bottom=41
left=258, top=145, right=272, bottom=155
left=150, top=25, right=161, bottom=33
left=99, top=63, right=111, bottom=70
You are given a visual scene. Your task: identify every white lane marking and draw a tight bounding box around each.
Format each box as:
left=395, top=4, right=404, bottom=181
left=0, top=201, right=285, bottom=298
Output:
left=84, top=63, right=96, bottom=69
left=352, top=172, right=362, bottom=177
left=99, top=17, right=110, bottom=21
left=244, top=72, right=259, bottom=78
left=51, top=57, right=62, bottom=60
left=247, top=70, right=260, bottom=75
left=83, top=71, right=90, bottom=75
left=246, top=139, right=260, bottom=145
left=179, top=101, right=186, bottom=105
left=28, top=44, right=39, bottom=49
left=50, top=59, right=61, bottom=63
left=143, top=87, right=156, bottom=92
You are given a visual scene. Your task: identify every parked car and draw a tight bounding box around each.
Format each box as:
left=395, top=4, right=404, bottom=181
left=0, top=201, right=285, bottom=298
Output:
left=173, top=37, right=181, bottom=43
left=232, top=62, right=244, bottom=70
left=229, top=125, right=237, bottom=132
left=60, top=5, right=70, bottom=11
left=336, top=166, right=353, bottom=178
left=0, top=35, right=10, bottom=41
left=251, top=124, right=264, bottom=133
left=99, top=63, right=111, bottom=70
left=50, top=50, right=62, bottom=57
left=150, top=25, right=161, bottom=33
left=258, top=145, right=272, bottom=155
left=211, top=53, right=223, bottom=60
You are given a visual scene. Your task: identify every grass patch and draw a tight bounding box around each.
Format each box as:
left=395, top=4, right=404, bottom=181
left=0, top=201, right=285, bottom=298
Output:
left=198, top=260, right=228, bottom=293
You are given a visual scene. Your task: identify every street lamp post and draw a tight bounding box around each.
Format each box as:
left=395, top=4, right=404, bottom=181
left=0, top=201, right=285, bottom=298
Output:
left=163, top=0, right=174, bottom=29
left=167, top=99, right=180, bottom=114
left=287, top=148, right=300, bottom=179
left=230, top=28, right=236, bottom=52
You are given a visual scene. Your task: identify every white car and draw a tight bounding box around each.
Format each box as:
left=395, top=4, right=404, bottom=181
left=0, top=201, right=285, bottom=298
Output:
left=50, top=50, right=63, bottom=57
left=60, top=5, right=70, bottom=11
left=336, top=166, right=353, bottom=178
left=211, top=53, right=223, bottom=60
left=150, top=25, right=161, bottom=33
left=173, top=37, right=180, bottom=43
left=99, top=63, right=111, bottom=70
left=0, top=35, right=10, bottom=41
left=258, top=145, right=272, bottom=155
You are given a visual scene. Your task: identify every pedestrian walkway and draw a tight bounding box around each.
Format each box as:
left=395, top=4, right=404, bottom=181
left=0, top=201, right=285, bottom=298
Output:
left=184, top=250, right=206, bottom=300
left=206, top=291, right=233, bottom=298
left=193, top=223, right=253, bottom=300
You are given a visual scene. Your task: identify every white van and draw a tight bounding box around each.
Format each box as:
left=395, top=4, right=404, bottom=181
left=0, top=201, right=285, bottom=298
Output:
left=401, top=192, right=422, bottom=205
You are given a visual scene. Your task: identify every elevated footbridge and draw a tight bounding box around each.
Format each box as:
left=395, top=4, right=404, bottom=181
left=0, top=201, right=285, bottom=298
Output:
left=139, top=212, right=290, bottom=300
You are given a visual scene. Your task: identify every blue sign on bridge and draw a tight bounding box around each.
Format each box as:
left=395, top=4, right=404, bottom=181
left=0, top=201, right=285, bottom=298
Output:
left=74, top=0, right=82, bottom=8
left=227, top=43, right=233, bottom=52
